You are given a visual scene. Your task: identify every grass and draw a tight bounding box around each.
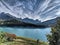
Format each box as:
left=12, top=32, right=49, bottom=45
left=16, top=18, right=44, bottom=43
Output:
left=0, top=31, right=49, bottom=45
left=0, top=36, right=49, bottom=45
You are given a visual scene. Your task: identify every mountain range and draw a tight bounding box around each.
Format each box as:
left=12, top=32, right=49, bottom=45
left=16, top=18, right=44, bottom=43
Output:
left=0, top=12, right=59, bottom=27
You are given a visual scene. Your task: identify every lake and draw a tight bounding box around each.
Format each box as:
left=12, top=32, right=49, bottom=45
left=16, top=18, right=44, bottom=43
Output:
left=0, top=27, right=51, bottom=42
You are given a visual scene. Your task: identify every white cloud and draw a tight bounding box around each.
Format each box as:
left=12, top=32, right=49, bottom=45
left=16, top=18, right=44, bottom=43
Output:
left=56, top=10, right=60, bottom=16
left=0, top=0, right=60, bottom=22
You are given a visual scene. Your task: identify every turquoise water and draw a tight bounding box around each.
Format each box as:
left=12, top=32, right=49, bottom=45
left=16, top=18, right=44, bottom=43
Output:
left=0, top=27, right=51, bottom=41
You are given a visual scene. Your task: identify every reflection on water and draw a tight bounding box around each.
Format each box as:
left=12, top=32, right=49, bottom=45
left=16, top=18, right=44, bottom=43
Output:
left=0, top=27, right=51, bottom=41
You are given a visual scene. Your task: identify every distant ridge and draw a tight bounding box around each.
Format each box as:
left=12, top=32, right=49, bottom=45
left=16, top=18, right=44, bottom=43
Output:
left=0, top=12, right=14, bottom=20
left=0, top=12, right=60, bottom=27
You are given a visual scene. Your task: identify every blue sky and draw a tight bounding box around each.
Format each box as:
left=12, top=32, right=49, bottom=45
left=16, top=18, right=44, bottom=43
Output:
left=0, top=0, right=60, bottom=22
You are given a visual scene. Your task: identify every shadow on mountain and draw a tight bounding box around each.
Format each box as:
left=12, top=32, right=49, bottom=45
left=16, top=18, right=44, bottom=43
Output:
left=0, top=12, right=59, bottom=28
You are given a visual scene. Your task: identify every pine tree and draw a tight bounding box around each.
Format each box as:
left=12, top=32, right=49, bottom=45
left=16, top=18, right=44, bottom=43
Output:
left=47, top=19, right=60, bottom=45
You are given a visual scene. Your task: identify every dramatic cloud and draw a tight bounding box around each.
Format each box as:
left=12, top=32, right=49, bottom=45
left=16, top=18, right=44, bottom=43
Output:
left=0, top=0, right=60, bottom=22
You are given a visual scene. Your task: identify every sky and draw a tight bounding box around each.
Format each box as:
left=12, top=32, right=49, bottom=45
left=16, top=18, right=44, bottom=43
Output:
left=0, top=0, right=60, bottom=22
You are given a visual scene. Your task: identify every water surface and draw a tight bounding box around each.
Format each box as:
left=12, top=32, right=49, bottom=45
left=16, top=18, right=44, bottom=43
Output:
left=0, top=27, right=51, bottom=41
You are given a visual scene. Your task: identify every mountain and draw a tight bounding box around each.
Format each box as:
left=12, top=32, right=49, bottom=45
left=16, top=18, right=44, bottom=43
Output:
left=42, top=18, right=57, bottom=27
left=0, top=12, right=41, bottom=25
left=0, top=0, right=60, bottom=22
left=0, top=12, right=45, bottom=27
left=42, top=17, right=60, bottom=27
left=19, top=18, right=41, bottom=25
left=0, top=12, right=59, bottom=27
left=0, top=12, right=14, bottom=20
